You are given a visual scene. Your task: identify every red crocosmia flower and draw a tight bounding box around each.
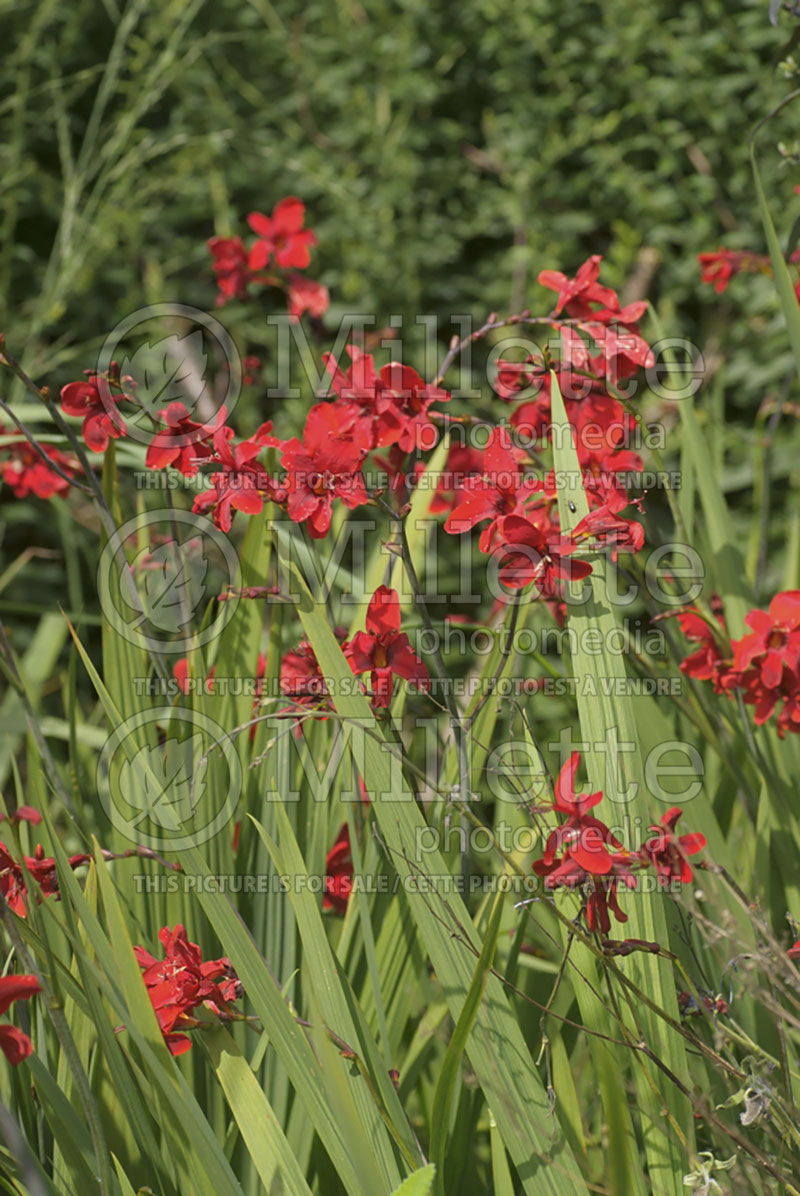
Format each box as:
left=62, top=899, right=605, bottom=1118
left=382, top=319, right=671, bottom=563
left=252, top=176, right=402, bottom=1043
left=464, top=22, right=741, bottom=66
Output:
left=281, top=403, right=369, bottom=539
left=539, top=255, right=620, bottom=317
left=0, top=974, right=40, bottom=1065
left=377, top=364, right=449, bottom=453
left=641, top=808, right=706, bottom=886
left=444, top=426, right=542, bottom=550
left=0, top=846, right=30, bottom=918
left=532, top=754, right=705, bottom=934
left=134, top=924, right=242, bottom=1056
left=531, top=751, right=648, bottom=934
left=193, top=422, right=283, bottom=532
left=0, top=427, right=78, bottom=499
left=535, top=753, right=620, bottom=877
left=583, top=321, right=654, bottom=379
left=496, top=343, right=609, bottom=414
left=0, top=975, right=40, bottom=1016
left=323, top=346, right=391, bottom=448
left=571, top=399, right=642, bottom=495
left=247, top=197, right=317, bottom=270
left=678, top=608, right=730, bottom=691
left=146, top=403, right=227, bottom=476
left=697, top=248, right=772, bottom=294
left=572, top=504, right=644, bottom=558
left=287, top=274, right=329, bottom=321
left=540, top=829, right=640, bottom=932
left=494, top=356, right=544, bottom=403
left=702, top=591, right=800, bottom=732
left=788, top=940, right=800, bottom=960
left=553, top=752, right=604, bottom=819
left=280, top=640, right=329, bottom=709
left=0, top=807, right=41, bottom=826
left=323, top=347, right=449, bottom=452
left=323, top=825, right=353, bottom=915
left=775, top=679, right=800, bottom=737
left=492, top=515, right=592, bottom=597
left=732, top=590, right=800, bottom=691
left=208, top=235, right=251, bottom=305
left=345, top=586, right=429, bottom=709
left=60, top=378, right=126, bottom=452
left=726, top=666, right=797, bottom=730
left=533, top=852, right=634, bottom=936
left=538, top=257, right=653, bottom=378
left=15, top=807, right=42, bottom=824
left=0, top=843, right=89, bottom=918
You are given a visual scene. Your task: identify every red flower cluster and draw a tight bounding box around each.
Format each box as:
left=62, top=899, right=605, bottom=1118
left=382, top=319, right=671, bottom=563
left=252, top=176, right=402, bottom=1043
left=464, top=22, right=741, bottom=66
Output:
left=446, top=258, right=653, bottom=590
left=146, top=402, right=228, bottom=477
left=445, top=426, right=542, bottom=550
left=0, top=425, right=78, bottom=498
left=192, top=420, right=285, bottom=531
left=208, top=196, right=329, bottom=320
left=677, top=604, right=730, bottom=692
left=698, top=247, right=800, bottom=301
left=698, top=249, right=773, bottom=293
left=0, top=840, right=90, bottom=919
left=323, top=346, right=450, bottom=454
left=444, top=424, right=594, bottom=598
left=269, top=353, right=450, bottom=538
left=498, top=255, right=651, bottom=409
left=680, top=591, right=800, bottom=736
left=248, top=198, right=316, bottom=270
left=281, top=589, right=428, bottom=717
left=0, top=975, right=41, bottom=1065
left=134, top=924, right=242, bottom=1056
left=280, top=401, right=370, bottom=538
left=532, top=753, right=705, bottom=934
left=60, top=365, right=129, bottom=453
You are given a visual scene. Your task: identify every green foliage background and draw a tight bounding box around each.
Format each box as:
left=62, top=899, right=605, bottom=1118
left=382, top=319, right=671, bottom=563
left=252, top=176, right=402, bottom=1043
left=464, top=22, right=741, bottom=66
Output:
left=0, top=0, right=795, bottom=354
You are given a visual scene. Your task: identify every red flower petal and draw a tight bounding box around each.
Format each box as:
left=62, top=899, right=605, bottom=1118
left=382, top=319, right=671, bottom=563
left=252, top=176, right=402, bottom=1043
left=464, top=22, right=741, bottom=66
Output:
left=0, top=1024, right=34, bottom=1065
left=0, top=975, right=41, bottom=1017
left=366, top=586, right=401, bottom=637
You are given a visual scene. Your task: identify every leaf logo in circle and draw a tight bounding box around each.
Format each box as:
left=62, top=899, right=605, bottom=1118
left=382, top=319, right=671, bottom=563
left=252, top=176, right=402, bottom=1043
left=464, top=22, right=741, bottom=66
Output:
left=119, top=331, right=208, bottom=417
left=117, top=734, right=207, bottom=832
left=128, top=540, right=208, bottom=634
